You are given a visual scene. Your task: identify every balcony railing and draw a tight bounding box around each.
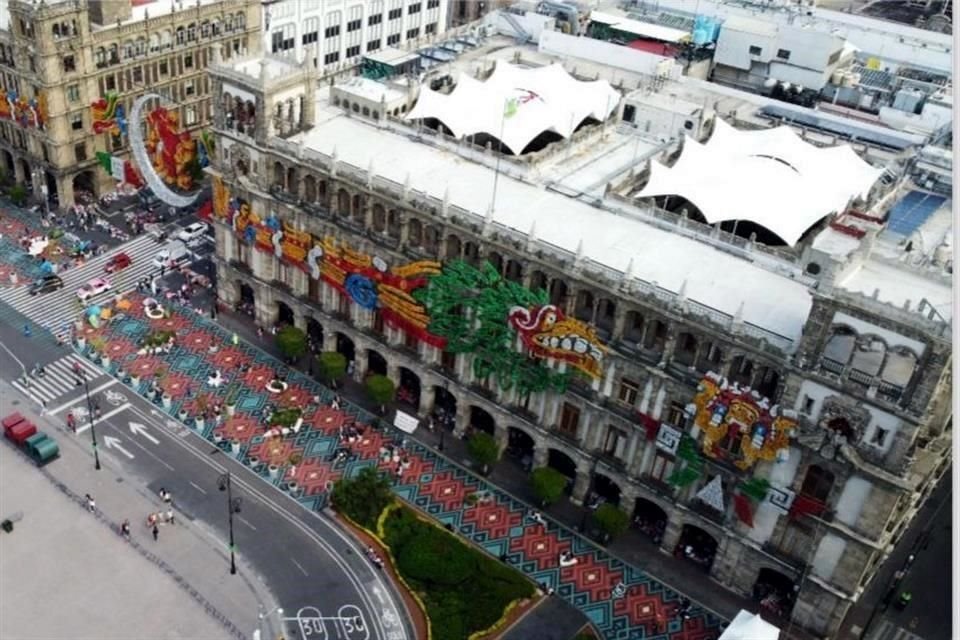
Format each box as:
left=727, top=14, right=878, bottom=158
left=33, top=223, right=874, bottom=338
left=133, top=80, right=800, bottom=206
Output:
left=761, top=542, right=806, bottom=571
left=847, top=368, right=874, bottom=387
left=638, top=474, right=677, bottom=499
left=687, top=499, right=727, bottom=526
left=877, top=380, right=904, bottom=402
left=819, top=357, right=845, bottom=375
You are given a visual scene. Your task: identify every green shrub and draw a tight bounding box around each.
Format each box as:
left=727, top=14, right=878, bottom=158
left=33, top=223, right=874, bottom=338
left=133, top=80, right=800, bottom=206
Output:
left=530, top=466, right=567, bottom=506
left=275, top=325, right=307, bottom=361
left=397, top=526, right=475, bottom=585
left=317, top=351, right=347, bottom=385
left=8, top=184, right=26, bottom=206
left=271, top=407, right=301, bottom=428
left=467, top=432, right=499, bottom=474
left=593, top=503, right=630, bottom=541
left=331, top=467, right=394, bottom=529
left=144, top=330, right=176, bottom=348
left=365, top=373, right=396, bottom=406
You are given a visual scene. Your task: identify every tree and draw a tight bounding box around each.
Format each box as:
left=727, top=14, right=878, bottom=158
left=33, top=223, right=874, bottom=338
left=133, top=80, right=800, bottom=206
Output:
left=365, top=374, right=396, bottom=411
left=275, top=325, right=307, bottom=362
left=467, top=432, right=500, bottom=475
left=8, top=184, right=27, bottom=206
left=593, top=503, right=630, bottom=542
left=530, top=467, right=567, bottom=507
left=317, top=351, right=347, bottom=387
left=331, top=466, right=394, bottom=529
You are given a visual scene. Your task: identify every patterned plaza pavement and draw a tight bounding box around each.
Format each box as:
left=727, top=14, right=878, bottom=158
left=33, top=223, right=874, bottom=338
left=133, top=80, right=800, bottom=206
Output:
left=0, top=203, right=50, bottom=286
left=76, top=293, right=726, bottom=640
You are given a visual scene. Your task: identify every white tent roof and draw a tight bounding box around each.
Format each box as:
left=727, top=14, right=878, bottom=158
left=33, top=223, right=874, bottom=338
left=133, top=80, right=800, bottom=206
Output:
left=637, top=118, right=883, bottom=246
left=406, top=62, right=620, bottom=155
left=719, top=610, right=780, bottom=640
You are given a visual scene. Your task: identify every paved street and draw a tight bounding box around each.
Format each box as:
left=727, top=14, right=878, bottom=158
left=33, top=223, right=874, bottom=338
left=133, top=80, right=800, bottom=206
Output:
left=0, top=323, right=412, bottom=640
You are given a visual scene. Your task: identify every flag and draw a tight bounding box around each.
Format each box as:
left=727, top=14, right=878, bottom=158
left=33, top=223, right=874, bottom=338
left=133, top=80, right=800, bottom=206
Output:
left=789, top=494, right=825, bottom=519
left=734, top=494, right=754, bottom=527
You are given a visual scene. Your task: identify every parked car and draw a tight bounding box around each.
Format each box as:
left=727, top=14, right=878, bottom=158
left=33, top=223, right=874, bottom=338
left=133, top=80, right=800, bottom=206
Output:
left=152, top=241, right=190, bottom=269
left=104, top=252, right=132, bottom=273
left=177, top=222, right=209, bottom=243
left=77, top=277, right=112, bottom=301
left=29, top=275, right=63, bottom=296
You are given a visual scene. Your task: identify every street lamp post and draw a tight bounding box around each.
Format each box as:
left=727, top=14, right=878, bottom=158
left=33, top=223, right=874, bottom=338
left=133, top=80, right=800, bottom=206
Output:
left=73, top=368, right=102, bottom=471
left=579, top=458, right=600, bottom=532
left=218, top=471, right=242, bottom=575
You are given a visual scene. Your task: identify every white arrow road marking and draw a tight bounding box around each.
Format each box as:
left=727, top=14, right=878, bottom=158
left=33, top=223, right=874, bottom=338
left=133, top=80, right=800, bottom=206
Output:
left=129, top=422, right=159, bottom=445
left=76, top=403, right=132, bottom=434
left=103, top=435, right=134, bottom=459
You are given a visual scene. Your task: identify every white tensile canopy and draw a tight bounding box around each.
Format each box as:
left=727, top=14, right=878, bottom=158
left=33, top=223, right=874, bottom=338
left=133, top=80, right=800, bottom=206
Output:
left=719, top=610, right=781, bottom=640
left=637, top=118, right=883, bottom=246
left=405, top=62, right=620, bottom=154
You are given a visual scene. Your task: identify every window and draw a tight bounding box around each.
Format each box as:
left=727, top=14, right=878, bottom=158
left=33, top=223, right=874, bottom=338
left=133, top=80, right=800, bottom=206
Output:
left=408, top=2, right=421, bottom=13
left=776, top=48, right=791, bottom=60
left=558, top=403, right=580, bottom=438
left=386, top=33, right=400, bottom=46
left=603, top=426, right=628, bottom=458
left=346, top=45, right=361, bottom=58
left=105, top=75, right=116, bottom=92
left=406, top=27, right=419, bottom=39
left=749, top=45, right=762, bottom=55
left=132, top=66, right=143, bottom=84
left=74, top=142, right=87, bottom=161
left=425, top=22, right=437, bottom=35
left=665, top=401, right=689, bottom=429
left=427, top=0, right=439, bottom=7
left=159, top=60, right=169, bottom=76
left=271, top=31, right=284, bottom=53
left=800, top=465, right=834, bottom=503
left=184, top=79, right=195, bottom=96
left=347, top=18, right=362, bottom=31
left=303, top=31, right=318, bottom=45
left=650, top=450, right=675, bottom=481
left=70, top=112, right=83, bottom=131
left=388, top=8, right=402, bottom=19
left=324, top=25, right=341, bottom=38
left=369, top=14, right=382, bottom=25
left=323, top=51, right=340, bottom=65
left=184, top=53, right=193, bottom=69
left=778, top=522, right=813, bottom=558
left=63, top=55, right=76, bottom=72
left=801, top=395, right=815, bottom=415
left=618, top=378, right=640, bottom=406
left=66, top=84, right=80, bottom=102
left=185, top=105, right=198, bottom=126
left=367, top=38, right=381, bottom=51
left=870, top=427, right=889, bottom=448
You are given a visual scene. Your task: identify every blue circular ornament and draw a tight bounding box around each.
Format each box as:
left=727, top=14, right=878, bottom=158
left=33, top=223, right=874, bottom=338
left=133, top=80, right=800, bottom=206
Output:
left=345, top=274, right=378, bottom=310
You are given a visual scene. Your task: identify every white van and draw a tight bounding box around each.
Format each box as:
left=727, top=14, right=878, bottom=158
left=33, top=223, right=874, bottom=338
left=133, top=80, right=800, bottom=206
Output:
left=152, top=241, right=191, bottom=269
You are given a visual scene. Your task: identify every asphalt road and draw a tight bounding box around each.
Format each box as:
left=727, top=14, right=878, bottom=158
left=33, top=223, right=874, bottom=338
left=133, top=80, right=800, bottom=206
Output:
left=0, top=297, right=412, bottom=640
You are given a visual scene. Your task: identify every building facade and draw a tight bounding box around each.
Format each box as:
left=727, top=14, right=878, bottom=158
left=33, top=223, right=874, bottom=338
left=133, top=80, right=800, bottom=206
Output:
left=206, top=58, right=952, bottom=638
left=0, top=0, right=261, bottom=207
left=263, top=0, right=447, bottom=71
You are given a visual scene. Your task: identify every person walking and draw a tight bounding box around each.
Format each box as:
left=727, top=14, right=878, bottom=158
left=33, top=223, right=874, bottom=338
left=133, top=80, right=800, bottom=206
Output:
left=120, top=519, right=131, bottom=540
left=152, top=523, right=159, bottom=541
left=22, top=323, right=31, bottom=338
left=85, top=494, right=96, bottom=513
left=66, top=412, right=76, bottom=433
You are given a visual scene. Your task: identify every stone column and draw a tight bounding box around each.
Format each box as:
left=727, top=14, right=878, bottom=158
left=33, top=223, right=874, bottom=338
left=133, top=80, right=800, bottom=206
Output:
left=494, top=424, right=509, bottom=452
left=659, top=326, right=678, bottom=368
left=611, top=306, right=628, bottom=342
left=633, top=439, right=656, bottom=476
left=453, top=406, right=469, bottom=438
left=323, top=331, right=337, bottom=352
left=571, top=468, right=592, bottom=505
left=386, top=360, right=400, bottom=383
left=419, top=384, right=435, bottom=416
left=354, top=348, right=369, bottom=382
left=533, top=444, right=548, bottom=468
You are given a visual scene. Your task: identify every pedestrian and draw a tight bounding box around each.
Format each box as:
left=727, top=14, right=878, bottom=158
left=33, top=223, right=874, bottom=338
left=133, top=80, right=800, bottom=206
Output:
left=160, top=264, right=166, bottom=277
left=23, top=323, right=31, bottom=337
left=94, top=403, right=102, bottom=420
left=165, top=508, right=175, bottom=524
left=66, top=412, right=76, bottom=432
left=231, top=332, right=238, bottom=346
left=85, top=494, right=96, bottom=513
left=120, top=519, right=131, bottom=539
left=256, top=326, right=263, bottom=340
left=152, top=523, right=159, bottom=541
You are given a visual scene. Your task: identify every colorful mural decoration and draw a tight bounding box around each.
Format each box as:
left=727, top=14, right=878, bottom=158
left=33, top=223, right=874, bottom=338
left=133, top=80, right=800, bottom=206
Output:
left=0, top=89, right=46, bottom=129
left=91, top=93, right=127, bottom=136
left=216, top=195, right=608, bottom=393
left=413, top=260, right=574, bottom=394
left=197, top=130, right=215, bottom=168
left=145, top=106, right=198, bottom=191
left=508, top=304, right=606, bottom=378
left=691, top=372, right=796, bottom=470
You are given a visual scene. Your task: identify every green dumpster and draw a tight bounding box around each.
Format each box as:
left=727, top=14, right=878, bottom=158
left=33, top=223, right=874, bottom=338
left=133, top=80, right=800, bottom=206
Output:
left=23, top=432, right=59, bottom=466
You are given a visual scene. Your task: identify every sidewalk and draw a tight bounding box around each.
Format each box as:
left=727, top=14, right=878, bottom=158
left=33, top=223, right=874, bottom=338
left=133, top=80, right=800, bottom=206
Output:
left=0, top=380, right=279, bottom=640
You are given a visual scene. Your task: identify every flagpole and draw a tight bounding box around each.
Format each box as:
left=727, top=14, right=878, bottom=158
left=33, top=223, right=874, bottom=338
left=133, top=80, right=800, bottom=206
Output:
left=491, top=97, right=509, bottom=216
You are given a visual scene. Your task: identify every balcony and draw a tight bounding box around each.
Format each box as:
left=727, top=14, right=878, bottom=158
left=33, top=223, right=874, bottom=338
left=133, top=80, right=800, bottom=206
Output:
left=269, top=279, right=291, bottom=294
left=761, top=542, right=807, bottom=571
left=594, top=450, right=627, bottom=473
left=687, top=498, right=727, bottom=526
left=269, top=184, right=299, bottom=205
left=819, top=357, right=844, bottom=376
left=228, top=259, right=252, bottom=274
left=638, top=474, right=677, bottom=500
left=847, top=368, right=874, bottom=387
left=302, top=201, right=330, bottom=218
left=550, top=426, right=582, bottom=448
left=877, top=380, right=904, bottom=402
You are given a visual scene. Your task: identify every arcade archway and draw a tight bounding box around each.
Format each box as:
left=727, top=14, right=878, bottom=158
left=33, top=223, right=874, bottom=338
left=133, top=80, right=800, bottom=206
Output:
left=276, top=300, right=294, bottom=326
left=398, top=367, right=420, bottom=408
left=306, top=317, right=324, bottom=348
left=336, top=332, right=356, bottom=363
left=548, top=449, right=577, bottom=494
left=469, top=405, right=496, bottom=436
left=675, top=524, right=718, bottom=572
left=507, top=427, right=535, bottom=471
left=633, top=497, right=668, bottom=542
left=72, top=169, right=96, bottom=199
left=591, top=472, right=622, bottom=507
left=366, top=349, right=388, bottom=376
left=753, top=568, right=797, bottom=618
left=237, top=281, right=255, bottom=317
left=432, top=385, right=457, bottom=431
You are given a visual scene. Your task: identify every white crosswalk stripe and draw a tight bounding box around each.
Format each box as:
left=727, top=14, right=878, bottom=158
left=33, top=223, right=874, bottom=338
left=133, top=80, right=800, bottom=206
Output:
left=870, top=620, right=925, bottom=640
left=10, top=352, right=106, bottom=406
left=0, top=235, right=191, bottom=341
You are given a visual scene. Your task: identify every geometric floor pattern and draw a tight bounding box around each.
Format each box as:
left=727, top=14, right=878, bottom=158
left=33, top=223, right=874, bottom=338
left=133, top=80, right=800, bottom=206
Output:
left=0, top=203, right=51, bottom=286
left=76, top=293, right=727, bottom=640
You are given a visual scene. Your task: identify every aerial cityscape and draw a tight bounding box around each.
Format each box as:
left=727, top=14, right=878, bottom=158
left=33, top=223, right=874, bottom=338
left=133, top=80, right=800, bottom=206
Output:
left=0, top=0, right=953, bottom=639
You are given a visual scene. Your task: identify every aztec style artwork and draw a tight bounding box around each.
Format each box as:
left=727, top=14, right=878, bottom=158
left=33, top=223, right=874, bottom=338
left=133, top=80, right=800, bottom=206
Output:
left=212, top=190, right=608, bottom=393
left=91, top=93, right=127, bottom=136
left=691, top=371, right=797, bottom=470
left=221, top=194, right=442, bottom=347
left=0, top=89, right=47, bottom=129
left=508, top=304, right=606, bottom=378
left=144, top=106, right=199, bottom=191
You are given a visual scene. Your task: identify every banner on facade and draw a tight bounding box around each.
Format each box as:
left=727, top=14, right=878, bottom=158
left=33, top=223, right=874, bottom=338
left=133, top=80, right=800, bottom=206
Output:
left=765, top=486, right=796, bottom=514
left=393, top=410, right=419, bottom=434
left=110, top=156, right=125, bottom=181
left=655, top=423, right=682, bottom=455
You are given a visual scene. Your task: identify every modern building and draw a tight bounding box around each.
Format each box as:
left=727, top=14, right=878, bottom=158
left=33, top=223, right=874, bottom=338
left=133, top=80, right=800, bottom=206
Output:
left=205, top=31, right=951, bottom=639
left=263, top=0, right=447, bottom=73
left=0, top=0, right=261, bottom=207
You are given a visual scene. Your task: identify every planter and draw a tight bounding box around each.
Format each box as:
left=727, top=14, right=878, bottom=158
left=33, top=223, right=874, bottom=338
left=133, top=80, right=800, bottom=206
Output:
left=265, top=380, right=288, bottom=394
left=76, top=336, right=86, bottom=349
left=161, top=394, right=172, bottom=410
left=177, top=409, right=188, bottom=421
left=101, top=355, right=111, bottom=369
left=230, top=441, right=241, bottom=456
left=226, top=403, right=236, bottom=417
left=116, top=369, right=127, bottom=381
left=130, top=374, right=141, bottom=387
left=194, top=417, right=205, bottom=431
left=213, top=433, right=223, bottom=444
left=146, top=388, right=157, bottom=401
left=287, top=482, right=300, bottom=495
left=145, top=307, right=165, bottom=320
left=248, top=456, right=260, bottom=469
left=268, top=464, right=280, bottom=479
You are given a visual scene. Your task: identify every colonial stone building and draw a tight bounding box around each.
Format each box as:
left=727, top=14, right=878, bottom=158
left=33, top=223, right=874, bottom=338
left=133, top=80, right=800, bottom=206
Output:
left=0, top=0, right=261, bottom=206
left=205, top=48, right=952, bottom=638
